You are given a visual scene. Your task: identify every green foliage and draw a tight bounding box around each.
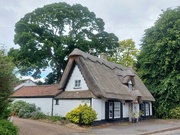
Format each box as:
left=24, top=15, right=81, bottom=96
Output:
left=66, top=104, right=97, bottom=125
left=136, top=7, right=180, bottom=118
left=11, top=100, right=27, bottom=115
left=169, top=106, right=180, bottom=119
left=0, top=46, right=15, bottom=119
left=31, top=111, right=46, bottom=120
left=11, top=100, right=40, bottom=118
left=0, top=120, right=18, bottom=135
left=46, top=115, right=63, bottom=122
left=108, top=39, right=139, bottom=67
left=10, top=2, right=119, bottom=83
left=18, top=103, right=37, bottom=118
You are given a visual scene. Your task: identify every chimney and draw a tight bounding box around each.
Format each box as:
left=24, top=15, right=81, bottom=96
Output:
left=100, top=53, right=107, bottom=60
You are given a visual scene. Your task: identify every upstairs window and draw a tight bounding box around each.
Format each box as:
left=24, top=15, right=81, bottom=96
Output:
left=128, top=80, right=133, bottom=90
left=74, top=80, right=81, bottom=88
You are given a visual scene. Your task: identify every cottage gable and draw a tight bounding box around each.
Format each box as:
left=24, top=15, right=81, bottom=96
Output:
left=65, top=65, right=88, bottom=91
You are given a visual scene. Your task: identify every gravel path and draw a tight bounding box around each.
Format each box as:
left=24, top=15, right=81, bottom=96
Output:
left=13, top=117, right=85, bottom=135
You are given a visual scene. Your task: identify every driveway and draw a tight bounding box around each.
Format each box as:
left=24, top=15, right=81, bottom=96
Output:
left=14, top=117, right=180, bottom=135
left=13, top=117, right=85, bottom=135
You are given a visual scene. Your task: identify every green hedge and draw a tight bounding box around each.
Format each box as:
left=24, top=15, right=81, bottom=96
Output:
left=0, top=120, right=18, bottom=135
left=169, top=106, right=180, bottom=119
left=66, top=104, right=97, bottom=125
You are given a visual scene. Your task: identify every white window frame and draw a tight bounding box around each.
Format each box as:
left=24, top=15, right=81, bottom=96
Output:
left=114, top=102, right=120, bottom=118
left=74, top=80, right=81, bottom=88
left=128, top=80, right=133, bottom=90
left=145, top=103, right=150, bottom=116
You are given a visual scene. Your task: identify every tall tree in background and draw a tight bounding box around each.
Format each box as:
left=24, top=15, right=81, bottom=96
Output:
left=108, top=39, right=139, bottom=67
left=0, top=47, right=15, bottom=119
left=9, top=2, right=119, bottom=83
left=136, top=7, right=180, bottom=118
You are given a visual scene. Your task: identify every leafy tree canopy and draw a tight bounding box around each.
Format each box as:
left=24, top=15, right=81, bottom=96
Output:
left=136, top=7, right=180, bottom=118
left=9, top=2, right=119, bottom=83
left=0, top=47, right=16, bottom=119
left=108, top=39, right=139, bottom=67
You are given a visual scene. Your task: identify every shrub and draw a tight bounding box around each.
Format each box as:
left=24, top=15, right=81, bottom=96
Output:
left=31, top=111, right=46, bottom=120
left=0, top=120, right=18, bottom=135
left=169, top=106, right=180, bottom=119
left=11, top=100, right=27, bottom=115
left=18, top=103, right=37, bottom=118
left=12, top=100, right=41, bottom=118
left=0, top=103, right=12, bottom=120
left=66, top=104, right=97, bottom=125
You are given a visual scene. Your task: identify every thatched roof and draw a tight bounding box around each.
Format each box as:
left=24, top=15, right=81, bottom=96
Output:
left=58, top=49, right=155, bottom=101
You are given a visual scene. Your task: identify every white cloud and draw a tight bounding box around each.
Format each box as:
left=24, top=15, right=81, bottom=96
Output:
left=1, top=0, right=179, bottom=79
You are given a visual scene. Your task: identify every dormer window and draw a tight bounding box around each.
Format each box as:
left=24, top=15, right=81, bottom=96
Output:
left=128, top=80, right=133, bottom=90
left=74, top=80, right=81, bottom=88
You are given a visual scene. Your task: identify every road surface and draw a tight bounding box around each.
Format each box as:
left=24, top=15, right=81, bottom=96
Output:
left=13, top=117, right=85, bottom=135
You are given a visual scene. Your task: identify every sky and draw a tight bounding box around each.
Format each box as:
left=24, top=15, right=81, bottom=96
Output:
left=0, top=0, right=179, bottom=81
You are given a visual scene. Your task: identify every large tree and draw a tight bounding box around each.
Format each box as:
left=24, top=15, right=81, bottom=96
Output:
left=108, top=39, right=139, bottom=67
left=9, top=2, right=119, bottom=83
left=0, top=48, right=15, bottom=119
left=136, top=7, right=180, bottom=118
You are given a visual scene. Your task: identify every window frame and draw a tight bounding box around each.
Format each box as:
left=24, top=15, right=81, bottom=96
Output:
left=55, top=99, right=59, bottom=105
left=128, top=80, right=133, bottom=90
left=74, top=80, right=81, bottom=89
left=114, top=102, right=121, bottom=118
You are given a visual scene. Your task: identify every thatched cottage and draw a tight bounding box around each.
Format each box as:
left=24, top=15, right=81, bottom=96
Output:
left=54, top=49, right=155, bottom=122
left=12, top=49, right=155, bottom=122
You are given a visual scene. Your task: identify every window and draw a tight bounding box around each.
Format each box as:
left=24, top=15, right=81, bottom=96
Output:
left=55, top=99, right=59, bottom=105
left=74, top=80, right=81, bottom=88
left=128, top=80, right=133, bottom=90
left=114, top=102, right=120, bottom=118
left=145, top=103, right=149, bottom=116
left=140, top=102, right=149, bottom=116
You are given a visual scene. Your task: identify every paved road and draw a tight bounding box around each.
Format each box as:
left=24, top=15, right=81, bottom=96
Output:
left=152, top=129, right=180, bottom=135
left=14, top=117, right=85, bottom=135
left=14, top=117, right=180, bottom=135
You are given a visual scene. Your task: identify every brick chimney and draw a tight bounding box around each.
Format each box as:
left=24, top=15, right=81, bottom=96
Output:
left=100, top=53, right=107, bottom=60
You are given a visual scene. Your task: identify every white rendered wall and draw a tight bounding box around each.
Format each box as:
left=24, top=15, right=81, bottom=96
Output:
left=53, top=99, right=90, bottom=117
left=65, top=65, right=88, bottom=91
left=92, top=98, right=106, bottom=120
left=12, top=98, right=53, bottom=115
left=123, top=102, right=129, bottom=118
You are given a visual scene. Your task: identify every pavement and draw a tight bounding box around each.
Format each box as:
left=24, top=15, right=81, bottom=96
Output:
left=14, top=117, right=180, bottom=135
left=72, top=119, right=180, bottom=135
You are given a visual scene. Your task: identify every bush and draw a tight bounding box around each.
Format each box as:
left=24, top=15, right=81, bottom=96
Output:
left=66, top=104, right=97, bottom=125
left=0, top=103, right=12, bottom=120
left=0, top=120, right=18, bottom=135
left=11, top=100, right=27, bottom=115
left=11, top=100, right=41, bottom=118
left=18, top=103, right=37, bottom=118
left=31, top=111, right=46, bottom=120
left=169, top=106, right=180, bottom=119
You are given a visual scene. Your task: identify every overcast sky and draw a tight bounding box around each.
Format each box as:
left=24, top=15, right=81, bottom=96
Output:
left=0, top=0, right=179, bottom=51
left=0, top=0, right=179, bottom=81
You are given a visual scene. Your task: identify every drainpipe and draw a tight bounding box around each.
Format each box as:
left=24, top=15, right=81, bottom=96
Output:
left=51, top=98, right=54, bottom=116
